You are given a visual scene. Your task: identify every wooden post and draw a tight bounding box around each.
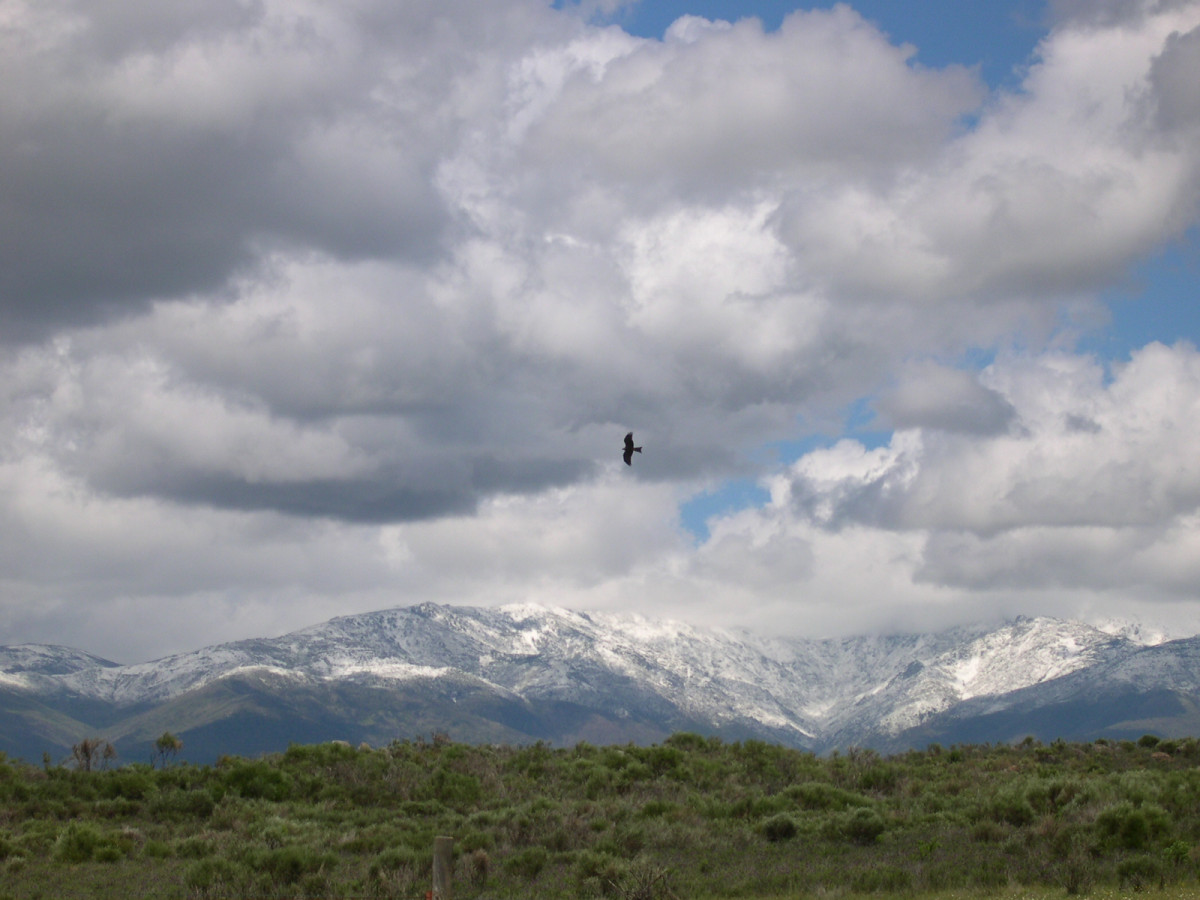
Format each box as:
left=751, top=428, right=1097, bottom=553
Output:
left=432, top=835, right=453, bottom=900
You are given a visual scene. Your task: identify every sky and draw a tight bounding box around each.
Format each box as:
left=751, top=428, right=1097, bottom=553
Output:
left=2, top=0, right=1200, bottom=663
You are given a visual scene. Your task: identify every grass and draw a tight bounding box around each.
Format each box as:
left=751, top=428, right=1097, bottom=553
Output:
left=735, top=889, right=1200, bottom=900
left=1, top=733, right=1199, bottom=898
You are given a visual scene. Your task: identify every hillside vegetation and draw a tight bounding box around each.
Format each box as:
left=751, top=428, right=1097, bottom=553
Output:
left=2, top=734, right=1200, bottom=898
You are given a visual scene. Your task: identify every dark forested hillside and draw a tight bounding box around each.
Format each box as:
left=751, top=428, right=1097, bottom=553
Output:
left=2, top=734, right=1200, bottom=898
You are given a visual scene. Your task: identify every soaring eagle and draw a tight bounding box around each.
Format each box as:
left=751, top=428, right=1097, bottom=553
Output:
left=623, top=432, right=642, bottom=466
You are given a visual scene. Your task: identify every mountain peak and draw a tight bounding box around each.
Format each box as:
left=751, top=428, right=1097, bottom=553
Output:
left=1, top=605, right=1196, bottom=763
left=1094, top=617, right=1173, bottom=646
left=0, top=643, right=120, bottom=676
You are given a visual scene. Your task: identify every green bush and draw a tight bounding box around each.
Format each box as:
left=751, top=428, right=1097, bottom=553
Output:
left=585, top=768, right=615, bottom=800
left=283, top=741, right=358, bottom=767
left=640, top=745, right=684, bottom=777
left=94, top=844, right=123, bottom=863
left=503, top=845, right=549, bottom=878
left=459, top=829, right=494, bottom=852
left=1116, top=769, right=1166, bottom=805
left=174, top=836, right=214, bottom=858
left=1163, top=839, right=1191, bottom=866
left=1062, top=853, right=1096, bottom=896
left=147, top=788, right=215, bottom=820
left=184, top=857, right=243, bottom=895
left=429, top=767, right=481, bottom=805
left=576, top=849, right=627, bottom=893
left=597, top=823, right=646, bottom=856
left=222, top=759, right=294, bottom=801
left=785, top=781, right=870, bottom=810
left=142, top=839, right=172, bottom=858
left=97, top=766, right=155, bottom=801
left=1118, top=854, right=1164, bottom=891
left=1095, top=801, right=1172, bottom=851
left=637, top=799, right=676, bottom=819
left=857, top=763, right=900, bottom=793
left=53, top=821, right=105, bottom=863
left=760, top=813, right=798, bottom=842
left=990, top=785, right=1036, bottom=826
left=7, top=735, right=1200, bottom=898
left=839, top=807, right=887, bottom=844
left=92, top=796, right=141, bottom=818
left=664, top=732, right=711, bottom=751
left=368, top=845, right=423, bottom=880
left=852, top=865, right=913, bottom=893
left=970, top=820, right=1005, bottom=842
left=255, top=845, right=337, bottom=885
left=1026, top=775, right=1093, bottom=813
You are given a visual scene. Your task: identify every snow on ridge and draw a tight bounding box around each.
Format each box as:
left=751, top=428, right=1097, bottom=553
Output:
left=1094, top=617, right=1172, bottom=646
left=950, top=654, right=982, bottom=694
left=951, top=617, right=1115, bottom=699
left=1, top=606, right=1182, bottom=743
left=320, top=659, right=454, bottom=681
left=499, top=601, right=577, bottom=623
left=0, top=670, right=30, bottom=689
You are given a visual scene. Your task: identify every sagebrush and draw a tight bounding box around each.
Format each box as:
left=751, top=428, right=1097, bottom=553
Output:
left=1, top=734, right=1199, bottom=898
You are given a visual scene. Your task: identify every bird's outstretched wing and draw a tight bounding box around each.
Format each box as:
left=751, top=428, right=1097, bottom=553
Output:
left=624, top=432, right=635, bottom=452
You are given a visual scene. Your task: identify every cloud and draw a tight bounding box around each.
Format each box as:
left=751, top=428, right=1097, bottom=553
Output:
left=775, top=4, right=1200, bottom=308
left=3, top=0, right=1200, bottom=658
left=876, top=362, right=1017, bottom=434
left=1149, top=21, right=1200, bottom=132
left=0, top=0, right=562, bottom=340
left=522, top=7, right=982, bottom=193
left=757, top=343, right=1200, bottom=604
left=0, top=294, right=595, bottom=521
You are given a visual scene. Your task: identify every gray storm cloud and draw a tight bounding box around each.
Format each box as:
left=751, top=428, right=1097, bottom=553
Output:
left=0, top=0, right=554, bottom=340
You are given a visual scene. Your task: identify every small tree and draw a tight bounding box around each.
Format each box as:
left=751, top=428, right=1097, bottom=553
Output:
left=154, top=732, right=184, bottom=768
left=72, top=737, right=117, bottom=771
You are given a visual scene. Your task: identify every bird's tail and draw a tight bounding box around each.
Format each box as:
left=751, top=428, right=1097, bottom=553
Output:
left=633, top=446, right=642, bottom=453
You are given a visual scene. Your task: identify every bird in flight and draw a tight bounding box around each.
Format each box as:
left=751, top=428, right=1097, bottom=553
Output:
left=623, top=432, right=642, bottom=466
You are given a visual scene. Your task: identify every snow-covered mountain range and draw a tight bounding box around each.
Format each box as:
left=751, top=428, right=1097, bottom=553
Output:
left=2, top=603, right=1198, bottom=764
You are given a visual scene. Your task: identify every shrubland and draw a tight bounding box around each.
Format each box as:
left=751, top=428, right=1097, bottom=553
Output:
left=1, top=733, right=1199, bottom=898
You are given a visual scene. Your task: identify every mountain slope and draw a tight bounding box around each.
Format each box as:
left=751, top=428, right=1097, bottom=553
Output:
left=886, top=635, right=1200, bottom=749
left=0, top=604, right=1195, bottom=763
